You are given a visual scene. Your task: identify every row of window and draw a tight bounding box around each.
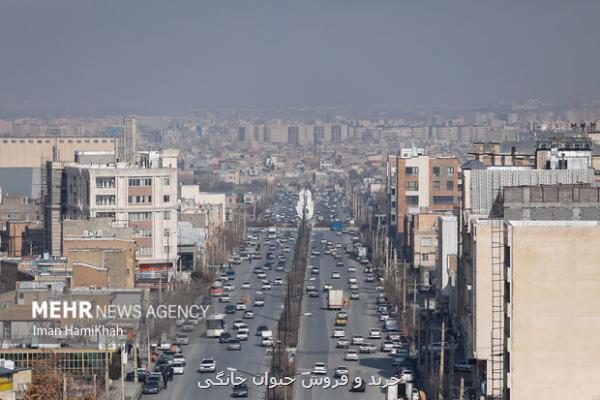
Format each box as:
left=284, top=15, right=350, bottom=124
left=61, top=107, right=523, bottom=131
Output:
left=405, top=195, right=454, bottom=205
left=127, top=177, right=171, bottom=187
left=404, top=166, right=454, bottom=177
left=404, top=180, right=454, bottom=191
left=127, top=195, right=171, bottom=204
left=129, top=211, right=171, bottom=221
left=138, top=245, right=171, bottom=256
left=95, top=195, right=115, bottom=206
left=2, top=139, right=112, bottom=144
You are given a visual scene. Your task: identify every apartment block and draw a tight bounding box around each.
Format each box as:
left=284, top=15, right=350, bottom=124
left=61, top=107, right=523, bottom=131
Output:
left=61, top=150, right=178, bottom=274
left=387, top=151, right=459, bottom=238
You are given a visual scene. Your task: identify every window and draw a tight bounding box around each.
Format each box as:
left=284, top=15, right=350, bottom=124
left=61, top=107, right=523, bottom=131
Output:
left=421, top=253, right=429, bottom=261
left=446, top=181, right=454, bottom=191
left=163, top=177, right=171, bottom=186
left=164, top=228, right=170, bottom=237
left=128, top=177, right=152, bottom=187
left=95, top=195, right=115, bottom=206
left=447, top=166, right=454, bottom=176
left=138, top=247, right=152, bottom=256
left=164, top=211, right=171, bottom=220
left=406, top=195, right=418, bottom=205
left=405, top=181, right=419, bottom=190
left=138, top=229, right=152, bottom=238
left=405, top=167, right=419, bottom=176
left=96, top=212, right=115, bottom=221
left=128, top=195, right=152, bottom=204
left=163, top=195, right=170, bottom=203
left=96, top=177, right=115, bottom=188
left=433, top=166, right=440, bottom=177
left=432, top=196, right=454, bottom=205
left=164, top=245, right=170, bottom=254
left=129, top=212, right=152, bottom=221
left=420, top=237, right=433, bottom=246
left=433, top=181, right=440, bottom=190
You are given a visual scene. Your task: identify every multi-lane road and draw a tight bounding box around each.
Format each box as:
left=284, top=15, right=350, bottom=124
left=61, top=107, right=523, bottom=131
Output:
left=293, top=229, right=397, bottom=400
left=143, top=227, right=296, bottom=400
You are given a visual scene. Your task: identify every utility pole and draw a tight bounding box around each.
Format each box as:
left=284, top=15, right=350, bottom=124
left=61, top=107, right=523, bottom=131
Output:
left=105, top=350, right=109, bottom=395
left=438, top=320, right=446, bottom=400
left=402, top=259, right=407, bottom=316
left=120, top=347, right=125, bottom=400
left=63, top=374, right=67, bottom=400
left=93, top=374, right=97, bottom=400
left=459, top=376, right=465, bottom=400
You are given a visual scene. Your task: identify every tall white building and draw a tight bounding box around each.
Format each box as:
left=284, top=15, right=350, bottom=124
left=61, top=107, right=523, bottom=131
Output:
left=63, top=150, right=179, bottom=270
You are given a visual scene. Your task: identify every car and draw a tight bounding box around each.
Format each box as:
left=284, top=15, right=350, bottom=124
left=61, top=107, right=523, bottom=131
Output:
left=322, top=283, right=333, bottom=291
left=223, top=283, right=235, bottom=291
left=351, top=335, right=365, bottom=345
left=227, top=339, right=242, bottom=351
left=142, top=381, right=161, bottom=394
left=172, top=362, right=185, bottom=375
left=365, top=274, right=375, bottom=282
left=225, top=304, right=236, bottom=314
left=243, top=310, right=254, bottom=319
left=273, top=277, right=283, bottom=285
left=336, top=261, right=344, bottom=267
left=235, top=301, right=247, bottom=311
left=381, top=341, right=395, bottom=352
left=232, top=383, right=249, bottom=397
left=306, top=284, right=316, bottom=292
left=219, top=294, right=231, bottom=303
left=236, top=328, right=249, bottom=341
left=369, top=328, right=382, bottom=339
left=257, top=272, right=267, bottom=279
left=262, top=283, right=272, bottom=290
left=312, top=362, right=327, bottom=375
left=241, top=282, right=251, bottom=289
left=348, top=276, right=357, bottom=284
left=256, top=325, right=269, bottom=336
left=198, top=358, right=216, bottom=372
left=350, top=292, right=360, bottom=300
left=233, top=319, right=245, bottom=329
left=181, top=323, right=194, bottom=332
left=336, top=338, right=350, bottom=348
left=359, top=343, right=377, bottom=353
left=219, top=332, right=232, bottom=343
left=126, top=368, right=147, bottom=382
left=173, top=354, right=186, bottom=365
left=176, top=334, right=189, bottom=345
left=332, top=272, right=341, bottom=279
left=261, top=338, right=273, bottom=347
left=349, top=283, right=359, bottom=290
left=345, top=349, right=359, bottom=361
left=308, top=290, right=320, bottom=297
left=400, top=369, right=414, bottom=382
left=275, top=265, right=285, bottom=271
left=332, top=329, right=346, bottom=338
left=334, top=366, right=349, bottom=378
left=379, top=312, right=390, bottom=321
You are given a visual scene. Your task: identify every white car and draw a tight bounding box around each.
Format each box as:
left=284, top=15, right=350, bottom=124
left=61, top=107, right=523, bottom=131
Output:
left=368, top=328, right=382, bottom=339
left=273, top=277, right=283, bottom=285
left=336, top=311, right=348, bottom=319
left=336, top=337, right=350, bottom=348
left=198, top=358, right=216, bottom=372
left=379, top=312, right=390, bottom=322
left=258, top=272, right=267, bottom=279
left=261, top=338, right=273, bottom=347
left=345, top=349, right=359, bottom=361
left=176, top=334, right=189, bottom=345
left=219, top=294, right=231, bottom=303
left=351, top=335, right=365, bottom=345
left=348, top=266, right=356, bottom=272
left=236, top=328, right=249, bottom=341
left=400, top=369, right=414, bottom=382
left=172, top=362, right=185, bottom=375
left=350, top=292, right=360, bottom=300
left=235, top=302, right=247, bottom=311
left=334, top=366, right=349, bottom=378
left=262, top=283, right=272, bottom=290
left=349, top=283, right=359, bottom=290
left=332, top=329, right=346, bottom=338
left=243, top=311, right=255, bottom=319
left=312, top=362, right=327, bottom=375
left=223, top=283, right=235, bottom=292
left=233, top=320, right=245, bottom=329
left=173, top=354, right=186, bottom=365
left=241, top=282, right=251, bottom=289
left=332, top=272, right=341, bottom=279
left=381, top=341, right=395, bottom=352
left=348, top=276, right=357, bottom=284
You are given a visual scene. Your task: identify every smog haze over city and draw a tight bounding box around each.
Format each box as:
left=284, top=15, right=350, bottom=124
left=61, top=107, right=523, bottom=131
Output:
left=0, top=2, right=600, bottom=400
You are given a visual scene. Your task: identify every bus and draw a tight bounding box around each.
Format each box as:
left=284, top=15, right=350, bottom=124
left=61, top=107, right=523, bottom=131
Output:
left=209, top=281, right=224, bottom=297
left=206, top=314, right=226, bottom=337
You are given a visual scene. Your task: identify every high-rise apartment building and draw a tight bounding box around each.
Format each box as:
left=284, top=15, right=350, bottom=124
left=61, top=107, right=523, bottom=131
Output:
left=118, top=116, right=137, bottom=163
left=386, top=149, right=460, bottom=238
left=61, top=150, right=178, bottom=272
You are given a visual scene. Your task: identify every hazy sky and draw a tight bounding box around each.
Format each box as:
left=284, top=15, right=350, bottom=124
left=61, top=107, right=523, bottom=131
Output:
left=1, top=0, right=599, bottom=114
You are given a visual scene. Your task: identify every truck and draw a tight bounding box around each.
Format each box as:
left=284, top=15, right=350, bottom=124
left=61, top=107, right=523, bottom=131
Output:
left=345, top=243, right=354, bottom=254
left=328, top=289, right=344, bottom=310
left=330, top=221, right=343, bottom=232
left=358, top=246, right=367, bottom=258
